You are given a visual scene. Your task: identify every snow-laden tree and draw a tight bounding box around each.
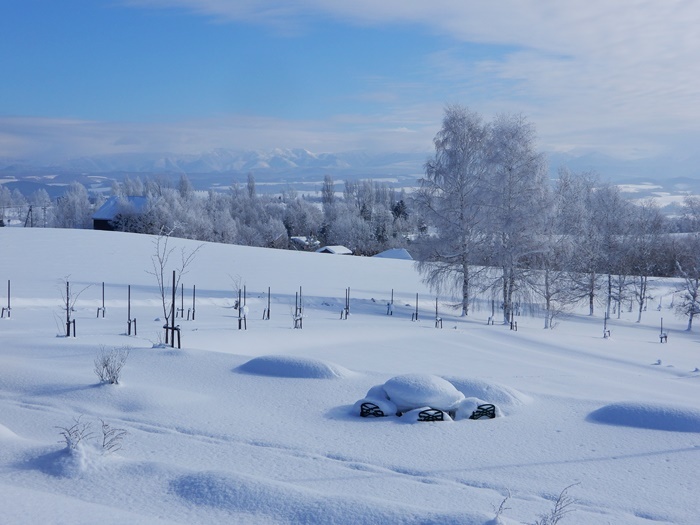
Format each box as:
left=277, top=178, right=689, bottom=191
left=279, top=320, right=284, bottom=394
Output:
left=675, top=257, right=700, bottom=332
left=415, top=105, right=490, bottom=316
left=626, top=199, right=667, bottom=323
left=525, top=174, right=576, bottom=329
left=53, top=182, right=94, bottom=229
left=283, top=193, right=323, bottom=242
left=483, top=113, right=549, bottom=324
left=674, top=201, right=700, bottom=331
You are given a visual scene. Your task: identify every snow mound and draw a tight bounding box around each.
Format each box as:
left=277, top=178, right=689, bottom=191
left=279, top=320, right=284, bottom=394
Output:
left=171, top=471, right=470, bottom=524
left=236, top=355, right=353, bottom=379
left=443, top=376, right=532, bottom=412
left=588, top=402, right=700, bottom=433
left=383, top=374, right=465, bottom=412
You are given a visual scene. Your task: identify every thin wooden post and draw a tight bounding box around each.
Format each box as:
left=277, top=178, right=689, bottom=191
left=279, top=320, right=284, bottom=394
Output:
left=263, top=286, right=270, bottom=320
left=435, top=297, right=442, bottom=328
left=170, top=270, right=176, bottom=347
left=238, top=287, right=247, bottom=330
left=603, top=311, right=610, bottom=338
left=660, top=317, right=667, bottom=343
left=294, top=287, right=303, bottom=328
left=127, top=285, right=137, bottom=335
left=97, top=281, right=106, bottom=318
left=189, top=284, right=196, bottom=321
left=1, top=280, right=9, bottom=318
left=412, top=293, right=419, bottom=321
left=341, top=287, right=350, bottom=319
left=66, top=281, right=71, bottom=336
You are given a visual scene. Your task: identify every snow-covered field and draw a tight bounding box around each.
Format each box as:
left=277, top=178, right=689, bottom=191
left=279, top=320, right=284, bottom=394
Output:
left=1, top=228, right=699, bottom=524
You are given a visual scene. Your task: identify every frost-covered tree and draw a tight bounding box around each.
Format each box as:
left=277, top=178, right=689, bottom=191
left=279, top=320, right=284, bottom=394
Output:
left=626, top=199, right=667, bottom=323
left=484, top=113, right=549, bottom=323
left=674, top=204, right=700, bottom=330
left=415, top=105, right=490, bottom=315
left=283, top=193, right=323, bottom=242
left=53, top=182, right=94, bottom=229
left=675, top=256, right=700, bottom=331
left=525, top=175, right=576, bottom=328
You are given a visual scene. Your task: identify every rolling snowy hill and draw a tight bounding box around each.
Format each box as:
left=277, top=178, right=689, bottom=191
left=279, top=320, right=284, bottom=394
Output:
left=1, top=228, right=699, bottom=524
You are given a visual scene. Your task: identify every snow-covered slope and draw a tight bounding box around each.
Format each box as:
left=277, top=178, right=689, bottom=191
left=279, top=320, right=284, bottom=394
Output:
left=0, top=228, right=698, bottom=524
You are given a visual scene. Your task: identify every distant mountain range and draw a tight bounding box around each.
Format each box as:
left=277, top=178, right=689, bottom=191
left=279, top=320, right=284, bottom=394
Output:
left=1, top=148, right=699, bottom=206
left=0, top=148, right=428, bottom=178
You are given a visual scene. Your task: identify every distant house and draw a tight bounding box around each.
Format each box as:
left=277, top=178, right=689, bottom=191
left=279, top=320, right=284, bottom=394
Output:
left=316, top=245, right=352, bottom=255
left=290, top=236, right=321, bottom=251
left=372, top=248, right=413, bottom=261
left=93, top=196, right=149, bottom=231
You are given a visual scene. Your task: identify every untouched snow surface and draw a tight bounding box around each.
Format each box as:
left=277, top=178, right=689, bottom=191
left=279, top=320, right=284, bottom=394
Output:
left=1, top=228, right=699, bottom=524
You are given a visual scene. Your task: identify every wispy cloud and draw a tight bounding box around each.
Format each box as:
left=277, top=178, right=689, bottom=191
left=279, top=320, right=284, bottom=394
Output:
left=116, top=0, right=700, bottom=159
left=3, top=1, right=700, bottom=163
left=0, top=112, right=437, bottom=163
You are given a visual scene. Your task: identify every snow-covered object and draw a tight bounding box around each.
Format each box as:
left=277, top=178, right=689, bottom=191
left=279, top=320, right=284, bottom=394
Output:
left=364, top=384, right=390, bottom=401
left=453, top=397, right=504, bottom=421
left=236, top=355, right=353, bottom=379
left=382, top=374, right=465, bottom=413
left=443, top=376, right=531, bottom=414
left=400, top=407, right=454, bottom=423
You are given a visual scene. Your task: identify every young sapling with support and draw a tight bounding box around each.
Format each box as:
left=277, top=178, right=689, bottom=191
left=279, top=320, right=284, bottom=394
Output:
left=59, top=277, right=91, bottom=337
left=1, top=280, right=10, bottom=318
left=262, top=286, right=271, bottom=320
left=96, top=281, right=106, bottom=318
left=292, top=286, right=303, bottom=329
left=127, top=285, right=137, bottom=336
left=340, top=287, right=350, bottom=319
left=435, top=297, right=442, bottom=328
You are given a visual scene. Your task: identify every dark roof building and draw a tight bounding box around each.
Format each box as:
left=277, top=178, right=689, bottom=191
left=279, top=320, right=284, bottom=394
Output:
left=93, top=196, right=149, bottom=231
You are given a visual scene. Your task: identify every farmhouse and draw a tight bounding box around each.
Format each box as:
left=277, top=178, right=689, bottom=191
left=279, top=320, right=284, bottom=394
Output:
left=93, top=195, right=149, bottom=231
left=316, top=245, right=352, bottom=255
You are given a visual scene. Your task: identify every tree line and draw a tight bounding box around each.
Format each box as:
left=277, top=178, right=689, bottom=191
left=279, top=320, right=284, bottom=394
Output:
left=414, top=104, right=700, bottom=330
left=1, top=104, right=699, bottom=329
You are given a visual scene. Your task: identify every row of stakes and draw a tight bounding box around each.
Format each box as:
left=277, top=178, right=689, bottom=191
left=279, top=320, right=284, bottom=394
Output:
left=2, top=278, right=671, bottom=347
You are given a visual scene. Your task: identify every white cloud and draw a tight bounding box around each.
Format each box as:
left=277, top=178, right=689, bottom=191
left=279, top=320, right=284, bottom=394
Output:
left=117, top=0, right=700, bottom=159
left=0, top=112, right=437, bottom=163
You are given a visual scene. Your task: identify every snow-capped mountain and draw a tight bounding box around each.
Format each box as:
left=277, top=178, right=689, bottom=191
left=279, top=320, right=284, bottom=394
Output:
left=0, top=148, right=423, bottom=176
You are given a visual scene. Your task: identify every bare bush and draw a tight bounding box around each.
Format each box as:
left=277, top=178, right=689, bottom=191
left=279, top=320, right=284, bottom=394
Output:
left=532, top=483, right=578, bottom=525
left=100, top=419, right=128, bottom=454
left=492, top=489, right=512, bottom=521
left=57, top=415, right=127, bottom=454
left=56, top=416, right=94, bottom=450
left=94, top=345, right=130, bottom=385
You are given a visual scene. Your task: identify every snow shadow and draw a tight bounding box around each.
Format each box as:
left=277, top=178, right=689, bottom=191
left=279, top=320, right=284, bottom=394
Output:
left=170, top=470, right=471, bottom=524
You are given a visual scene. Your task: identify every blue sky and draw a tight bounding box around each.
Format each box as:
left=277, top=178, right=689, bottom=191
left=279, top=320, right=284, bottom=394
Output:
left=2, top=0, right=700, bottom=163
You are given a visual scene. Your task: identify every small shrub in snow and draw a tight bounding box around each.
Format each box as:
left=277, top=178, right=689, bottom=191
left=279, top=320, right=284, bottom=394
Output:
left=56, top=416, right=94, bottom=451
left=488, top=484, right=577, bottom=525
left=100, top=419, right=127, bottom=454
left=56, top=415, right=127, bottom=455
left=531, top=484, right=578, bottom=525
left=489, top=489, right=511, bottom=524
left=94, top=345, right=130, bottom=384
